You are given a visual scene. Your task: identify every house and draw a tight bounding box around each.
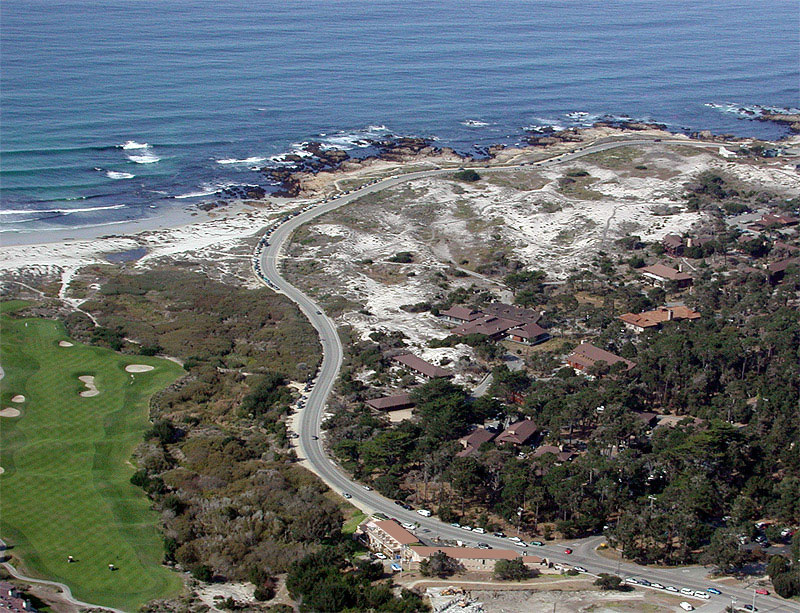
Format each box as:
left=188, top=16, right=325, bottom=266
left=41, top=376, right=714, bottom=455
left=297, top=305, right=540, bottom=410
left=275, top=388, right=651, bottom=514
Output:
left=634, top=411, right=659, bottom=428
left=662, top=234, right=684, bottom=257
left=359, top=519, right=419, bottom=561
left=767, top=257, right=800, bottom=284
left=439, top=306, right=482, bottom=324
left=532, top=445, right=575, bottom=463
left=640, top=263, right=693, bottom=288
left=366, top=393, right=415, bottom=411
left=409, top=546, right=548, bottom=572
left=457, top=428, right=496, bottom=457
left=0, top=582, right=37, bottom=612
left=495, top=419, right=539, bottom=446
left=482, top=303, right=542, bottom=324
left=567, top=343, right=636, bottom=373
left=451, top=315, right=521, bottom=340
left=392, top=354, right=452, bottom=379
left=506, top=322, right=550, bottom=346
left=618, top=305, right=701, bottom=333
left=753, top=212, right=799, bottom=230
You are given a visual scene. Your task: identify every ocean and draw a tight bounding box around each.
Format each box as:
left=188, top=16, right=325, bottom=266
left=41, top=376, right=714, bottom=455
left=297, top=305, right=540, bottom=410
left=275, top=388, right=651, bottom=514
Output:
left=1, top=0, right=798, bottom=239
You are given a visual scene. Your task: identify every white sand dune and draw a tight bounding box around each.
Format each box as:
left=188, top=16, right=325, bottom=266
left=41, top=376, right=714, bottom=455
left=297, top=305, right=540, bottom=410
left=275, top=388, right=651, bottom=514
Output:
left=0, top=408, right=21, bottom=418
left=11, top=395, right=25, bottom=403
left=125, top=364, right=154, bottom=373
left=78, top=375, right=99, bottom=397
left=59, top=340, right=74, bottom=347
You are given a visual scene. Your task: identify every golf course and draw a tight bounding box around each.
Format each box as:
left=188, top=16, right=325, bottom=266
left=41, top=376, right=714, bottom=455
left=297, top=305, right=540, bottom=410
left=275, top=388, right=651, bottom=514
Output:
left=0, top=300, right=184, bottom=611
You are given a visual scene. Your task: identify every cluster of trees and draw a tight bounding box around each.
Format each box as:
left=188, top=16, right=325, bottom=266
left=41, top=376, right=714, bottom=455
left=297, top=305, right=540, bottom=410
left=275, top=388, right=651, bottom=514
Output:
left=286, top=549, right=428, bottom=612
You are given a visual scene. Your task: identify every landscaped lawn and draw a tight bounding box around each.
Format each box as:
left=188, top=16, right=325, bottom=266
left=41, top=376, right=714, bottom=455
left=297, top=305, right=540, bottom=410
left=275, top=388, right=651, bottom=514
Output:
left=0, top=301, right=184, bottom=611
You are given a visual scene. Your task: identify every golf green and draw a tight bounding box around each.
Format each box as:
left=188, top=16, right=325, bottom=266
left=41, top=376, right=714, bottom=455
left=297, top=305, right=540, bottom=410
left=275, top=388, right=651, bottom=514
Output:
left=0, top=301, right=184, bottom=611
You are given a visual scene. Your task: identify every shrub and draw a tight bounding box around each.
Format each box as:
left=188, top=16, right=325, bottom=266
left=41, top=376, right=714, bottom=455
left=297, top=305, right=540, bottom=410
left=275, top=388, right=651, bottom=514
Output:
left=453, top=169, right=481, bottom=182
left=388, top=251, right=414, bottom=263
left=494, top=558, right=532, bottom=581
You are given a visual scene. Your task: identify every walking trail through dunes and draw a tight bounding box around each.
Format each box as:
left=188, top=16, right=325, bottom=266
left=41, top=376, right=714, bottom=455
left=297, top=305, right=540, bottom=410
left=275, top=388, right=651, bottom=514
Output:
left=0, top=408, right=21, bottom=418
left=11, top=395, right=25, bottom=403
left=78, top=375, right=99, bottom=397
left=59, top=340, right=74, bottom=347
left=125, top=364, right=154, bottom=373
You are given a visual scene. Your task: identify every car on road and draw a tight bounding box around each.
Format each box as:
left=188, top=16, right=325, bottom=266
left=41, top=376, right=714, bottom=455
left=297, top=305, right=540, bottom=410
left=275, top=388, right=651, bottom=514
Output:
left=342, top=492, right=352, bottom=499
left=473, top=527, right=485, bottom=534
left=401, top=503, right=413, bottom=510
left=679, top=603, right=694, bottom=612
left=680, top=588, right=693, bottom=596
left=316, top=310, right=321, bottom=314
left=664, top=586, right=678, bottom=592
left=493, top=532, right=506, bottom=538
left=529, top=540, right=545, bottom=546
left=564, top=548, right=573, bottom=554
left=706, top=588, right=721, bottom=595
left=450, top=523, right=460, bottom=528
left=401, top=522, right=415, bottom=530
left=508, top=536, right=522, bottom=543
left=311, top=435, right=318, bottom=440
left=477, top=542, right=491, bottom=549
left=417, top=509, right=432, bottom=517
left=374, top=552, right=387, bottom=560
left=461, top=525, right=473, bottom=531
left=572, top=566, right=587, bottom=573
left=743, top=606, right=757, bottom=612
left=693, top=591, right=710, bottom=599
left=754, top=588, right=769, bottom=595
left=362, top=485, right=372, bottom=491
left=394, top=500, right=403, bottom=506
left=650, top=583, right=664, bottom=589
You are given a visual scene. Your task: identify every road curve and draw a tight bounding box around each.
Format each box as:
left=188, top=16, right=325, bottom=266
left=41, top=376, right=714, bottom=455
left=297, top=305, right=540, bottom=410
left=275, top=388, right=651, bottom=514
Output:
left=255, top=137, right=799, bottom=613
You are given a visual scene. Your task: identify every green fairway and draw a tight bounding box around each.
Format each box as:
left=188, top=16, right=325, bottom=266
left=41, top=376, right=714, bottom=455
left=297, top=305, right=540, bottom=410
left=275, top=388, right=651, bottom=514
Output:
left=0, top=301, right=184, bottom=611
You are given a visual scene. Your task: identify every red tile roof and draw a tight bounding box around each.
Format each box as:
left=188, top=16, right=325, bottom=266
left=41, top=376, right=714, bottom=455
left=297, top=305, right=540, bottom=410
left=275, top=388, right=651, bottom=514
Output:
left=374, top=520, right=420, bottom=545
left=507, top=321, right=548, bottom=339
left=460, top=428, right=496, bottom=448
left=496, top=419, right=539, bottom=445
left=440, top=306, right=482, bottom=321
left=412, top=546, right=520, bottom=560
left=567, top=343, right=636, bottom=371
left=392, top=354, right=452, bottom=378
left=618, top=305, right=701, bottom=329
left=366, top=393, right=415, bottom=411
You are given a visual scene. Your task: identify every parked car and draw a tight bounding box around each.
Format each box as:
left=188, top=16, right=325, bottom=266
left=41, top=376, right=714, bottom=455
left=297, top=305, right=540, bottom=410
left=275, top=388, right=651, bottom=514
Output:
left=473, top=527, right=485, bottom=534
left=493, top=532, right=506, bottom=538
left=693, top=591, right=710, bottom=599
left=755, top=588, right=769, bottom=595
left=530, top=540, right=545, bottom=546
left=564, top=548, right=573, bottom=554
left=743, top=606, right=757, bottom=612
left=665, top=586, right=679, bottom=592
left=342, top=492, right=352, bottom=499
left=461, top=525, right=473, bottom=531
left=450, top=522, right=461, bottom=528
left=374, top=552, right=387, bottom=560
left=707, top=588, right=721, bottom=595
left=573, top=566, right=587, bottom=573
left=679, top=603, right=694, bottom=612
left=417, top=509, right=432, bottom=517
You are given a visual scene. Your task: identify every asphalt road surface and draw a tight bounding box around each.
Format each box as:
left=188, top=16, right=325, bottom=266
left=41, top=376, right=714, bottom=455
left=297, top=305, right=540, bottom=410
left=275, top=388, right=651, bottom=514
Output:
left=256, top=137, right=799, bottom=613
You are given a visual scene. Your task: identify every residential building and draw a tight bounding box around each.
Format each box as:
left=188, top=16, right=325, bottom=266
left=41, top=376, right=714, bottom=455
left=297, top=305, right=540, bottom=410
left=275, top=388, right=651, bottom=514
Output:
left=507, top=322, right=550, bottom=345
left=662, top=234, right=684, bottom=257
left=767, top=257, right=800, bottom=284
left=618, top=305, right=701, bottom=333
left=439, top=306, right=482, bottom=324
left=457, top=427, right=496, bottom=457
left=495, top=419, right=539, bottom=446
left=392, top=353, right=452, bottom=379
left=567, top=343, right=636, bottom=373
left=0, top=583, right=36, bottom=612
left=359, top=519, right=419, bottom=561
left=640, top=263, right=693, bottom=288
left=752, top=212, right=799, bottom=230
left=409, top=546, right=548, bottom=572
left=366, top=393, right=415, bottom=411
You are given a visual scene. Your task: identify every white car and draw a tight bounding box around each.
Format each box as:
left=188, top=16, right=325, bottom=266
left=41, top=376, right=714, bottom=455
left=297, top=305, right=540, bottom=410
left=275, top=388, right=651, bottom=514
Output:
left=508, top=536, right=522, bottom=543
left=473, top=527, right=485, bottom=534
left=416, top=509, right=431, bottom=517
left=680, top=588, right=694, bottom=596
left=693, top=591, right=710, bottom=600
left=651, top=583, right=664, bottom=589
left=680, top=603, right=694, bottom=612
left=401, top=522, right=415, bottom=531
left=665, top=586, right=679, bottom=592
left=374, top=552, right=387, bottom=560
left=461, top=525, right=473, bottom=531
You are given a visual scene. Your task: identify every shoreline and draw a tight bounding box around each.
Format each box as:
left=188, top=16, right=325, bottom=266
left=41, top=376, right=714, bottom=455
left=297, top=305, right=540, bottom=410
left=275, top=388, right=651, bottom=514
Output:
left=1, top=124, right=797, bottom=277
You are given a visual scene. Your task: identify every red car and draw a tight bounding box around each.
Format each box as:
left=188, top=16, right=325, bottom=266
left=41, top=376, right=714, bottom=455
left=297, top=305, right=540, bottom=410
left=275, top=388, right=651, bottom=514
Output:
left=755, top=588, right=769, bottom=595
left=564, top=548, right=573, bottom=554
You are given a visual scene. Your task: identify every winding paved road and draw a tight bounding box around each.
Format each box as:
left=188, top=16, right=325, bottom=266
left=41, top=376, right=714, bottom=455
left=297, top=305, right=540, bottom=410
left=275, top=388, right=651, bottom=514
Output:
left=256, top=137, right=799, bottom=613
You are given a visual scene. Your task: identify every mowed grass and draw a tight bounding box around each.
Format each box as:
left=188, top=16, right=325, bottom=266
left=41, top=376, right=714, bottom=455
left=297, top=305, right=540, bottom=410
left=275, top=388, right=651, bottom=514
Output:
left=0, top=301, right=184, bottom=611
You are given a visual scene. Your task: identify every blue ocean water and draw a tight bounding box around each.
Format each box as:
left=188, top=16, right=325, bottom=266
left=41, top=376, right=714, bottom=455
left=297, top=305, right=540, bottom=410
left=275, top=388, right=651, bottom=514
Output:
left=1, top=0, right=798, bottom=236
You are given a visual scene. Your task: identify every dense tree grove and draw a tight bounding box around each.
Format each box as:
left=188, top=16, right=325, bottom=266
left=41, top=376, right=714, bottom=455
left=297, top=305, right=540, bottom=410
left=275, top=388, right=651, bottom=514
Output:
left=325, top=247, right=800, bottom=574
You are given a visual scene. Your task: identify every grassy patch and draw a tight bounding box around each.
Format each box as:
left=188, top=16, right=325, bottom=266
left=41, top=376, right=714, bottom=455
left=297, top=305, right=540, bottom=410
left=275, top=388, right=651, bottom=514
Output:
left=582, top=146, right=641, bottom=169
left=342, top=511, right=368, bottom=535
left=557, top=174, right=604, bottom=201
left=0, top=302, right=184, bottom=610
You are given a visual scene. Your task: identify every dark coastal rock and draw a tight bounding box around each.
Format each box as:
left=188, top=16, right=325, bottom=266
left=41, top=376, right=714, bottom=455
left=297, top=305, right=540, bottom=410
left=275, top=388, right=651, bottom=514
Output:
left=524, top=127, right=583, bottom=147
left=592, top=119, right=667, bottom=131
left=759, top=113, right=800, bottom=133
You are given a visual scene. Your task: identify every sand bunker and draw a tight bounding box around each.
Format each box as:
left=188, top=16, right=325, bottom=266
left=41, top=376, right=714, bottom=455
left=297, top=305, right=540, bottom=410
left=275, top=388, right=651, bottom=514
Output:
left=59, top=340, right=74, bottom=347
left=11, top=395, right=25, bottom=403
left=1, top=408, right=21, bottom=418
left=125, top=364, right=154, bottom=373
left=78, top=375, right=99, bottom=397
left=0, top=467, right=4, bottom=475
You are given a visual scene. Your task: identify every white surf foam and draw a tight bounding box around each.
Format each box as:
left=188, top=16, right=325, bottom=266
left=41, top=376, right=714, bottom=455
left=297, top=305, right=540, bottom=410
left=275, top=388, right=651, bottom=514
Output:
left=216, top=156, right=267, bottom=165
left=120, top=140, right=149, bottom=150
left=175, top=181, right=236, bottom=199
left=106, top=171, right=135, bottom=180
left=127, top=151, right=160, bottom=164
left=461, top=119, right=490, bottom=127
left=0, top=204, right=127, bottom=216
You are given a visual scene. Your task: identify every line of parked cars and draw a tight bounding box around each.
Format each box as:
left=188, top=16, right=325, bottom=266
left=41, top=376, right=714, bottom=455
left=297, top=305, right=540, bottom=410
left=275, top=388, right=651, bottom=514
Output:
left=625, top=577, right=720, bottom=600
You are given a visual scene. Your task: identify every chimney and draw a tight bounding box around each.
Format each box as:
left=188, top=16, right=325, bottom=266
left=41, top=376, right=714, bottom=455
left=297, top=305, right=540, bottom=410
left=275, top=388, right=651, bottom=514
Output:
left=667, top=308, right=673, bottom=321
